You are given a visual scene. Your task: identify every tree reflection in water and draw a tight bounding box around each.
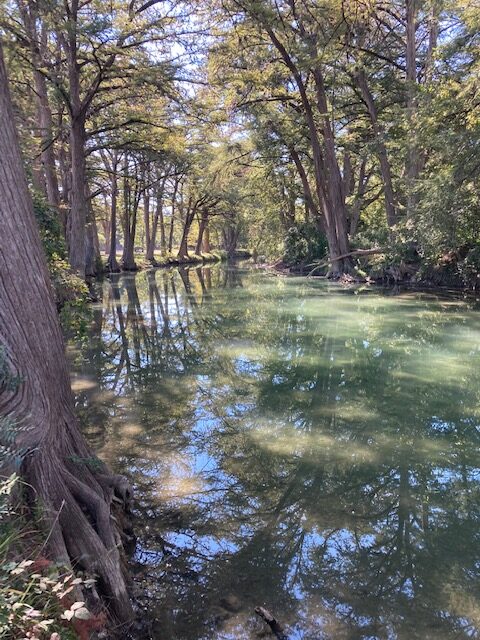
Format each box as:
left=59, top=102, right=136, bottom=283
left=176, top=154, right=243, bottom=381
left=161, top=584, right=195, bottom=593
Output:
left=70, top=266, right=480, bottom=640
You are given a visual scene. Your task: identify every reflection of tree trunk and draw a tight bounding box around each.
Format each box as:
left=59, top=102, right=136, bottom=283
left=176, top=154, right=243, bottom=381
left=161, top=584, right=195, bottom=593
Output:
left=146, top=271, right=159, bottom=333
left=111, top=278, right=132, bottom=381
left=126, top=282, right=143, bottom=368
left=178, top=266, right=192, bottom=295
left=397, top=465, right=410, bottom=551
left=204, top=267, right=212, bottom=289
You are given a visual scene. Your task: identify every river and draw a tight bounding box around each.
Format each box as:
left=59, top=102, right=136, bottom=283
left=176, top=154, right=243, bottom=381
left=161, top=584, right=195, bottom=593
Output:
left=69, top=264, right=480, bottom=640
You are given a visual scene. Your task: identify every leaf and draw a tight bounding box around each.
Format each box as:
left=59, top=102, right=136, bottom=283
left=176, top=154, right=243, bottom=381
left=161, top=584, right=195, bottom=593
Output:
left=61, top=610, right=75, bottom=621
left=74, top=607, right=92, bottom=620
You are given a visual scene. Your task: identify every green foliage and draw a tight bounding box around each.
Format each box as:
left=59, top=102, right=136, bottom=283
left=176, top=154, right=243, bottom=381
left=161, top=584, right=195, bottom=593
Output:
left=283, top=222, right=327, bottom=267
left=458, top=245, right=480, bottom=287
left=32, top=196, right=66, bottom=262
left=32, top=196, right=90, bottom=330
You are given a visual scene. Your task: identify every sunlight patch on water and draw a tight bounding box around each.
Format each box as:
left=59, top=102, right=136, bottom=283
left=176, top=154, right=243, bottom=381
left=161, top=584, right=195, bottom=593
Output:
left=249, top=424, right=379, bottom=464
left=71, top=376, right=97, bottom=391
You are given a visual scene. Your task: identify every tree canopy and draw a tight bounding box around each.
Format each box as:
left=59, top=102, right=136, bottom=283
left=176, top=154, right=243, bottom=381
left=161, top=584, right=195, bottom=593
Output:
left=0, top=0, right=478, bottom=282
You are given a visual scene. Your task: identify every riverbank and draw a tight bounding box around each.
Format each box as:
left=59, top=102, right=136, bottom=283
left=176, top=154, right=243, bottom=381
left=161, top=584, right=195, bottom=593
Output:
left=103, top=249, right=252, bottom=274
left=264, top=248, right=480, bottom=291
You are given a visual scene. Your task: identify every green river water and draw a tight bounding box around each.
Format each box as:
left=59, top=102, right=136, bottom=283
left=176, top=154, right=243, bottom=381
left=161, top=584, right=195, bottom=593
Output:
left=69, top=265, right=480, bottom=640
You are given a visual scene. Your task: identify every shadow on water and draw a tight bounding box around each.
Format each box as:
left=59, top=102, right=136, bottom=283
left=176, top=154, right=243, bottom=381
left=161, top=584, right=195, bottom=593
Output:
left=70, top=265, right=480, bottom=640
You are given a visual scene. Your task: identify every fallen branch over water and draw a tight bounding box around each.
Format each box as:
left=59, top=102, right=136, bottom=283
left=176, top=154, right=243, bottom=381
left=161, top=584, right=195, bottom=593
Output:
left=308, top=247, right=386, bottom=276
left=255, top=606, right=288, bottom=639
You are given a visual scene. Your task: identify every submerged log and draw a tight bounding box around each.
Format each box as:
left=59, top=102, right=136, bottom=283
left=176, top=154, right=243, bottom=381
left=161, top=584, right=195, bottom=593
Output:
left=255, top=606, right=288, bottom=640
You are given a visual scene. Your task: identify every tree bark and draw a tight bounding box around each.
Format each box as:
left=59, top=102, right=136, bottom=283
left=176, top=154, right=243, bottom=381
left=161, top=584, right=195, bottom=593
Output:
left=17, top=1, right=61, bottom=214
left=177, top=203, right=195, bottom=261
left=69, top=112, right=88, bottom=277
left=121, top=159, right=138, bottom=271
left=405, top=0, right=419, bottom=217
left=311, top=67, right=352, bottom=274
left=107, top=152, right=120, bottom=272
left=85, top=188, right=101, bottom=278
left=143, top=190, right=151, bottom=259
left=195, top=211, right=208, bottom=255
left=288, top=144, right=324, bottom=231
left=0, top=40, right=132, bottom=624
left=354, top=69, right=398, bottom=228
left=168, top=178, right=179, bottom=253
left=349, top=158, right=369, bottom=237
left=262, top=22, right=352, bottom=274
left=202, top=225, right=211, bottom=253
left=157, top=185, right=166, bottom=257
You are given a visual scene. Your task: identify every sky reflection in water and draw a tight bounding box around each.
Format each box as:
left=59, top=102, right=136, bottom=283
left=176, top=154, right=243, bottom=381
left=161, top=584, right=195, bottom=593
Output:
left=69, top=265, right=480, bottom=640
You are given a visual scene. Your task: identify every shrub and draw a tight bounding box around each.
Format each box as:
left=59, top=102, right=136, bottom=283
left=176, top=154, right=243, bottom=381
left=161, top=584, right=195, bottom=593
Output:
left=283, top=222, right=328, bottom=267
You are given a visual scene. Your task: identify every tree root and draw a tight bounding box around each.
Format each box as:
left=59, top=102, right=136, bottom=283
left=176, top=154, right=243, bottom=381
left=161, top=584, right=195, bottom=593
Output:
left=23, top=431, right=134, bottom=628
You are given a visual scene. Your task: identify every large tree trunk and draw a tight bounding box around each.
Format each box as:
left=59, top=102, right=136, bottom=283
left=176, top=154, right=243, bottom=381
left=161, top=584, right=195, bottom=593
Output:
left=121, top=167, right=138, bottom=271
left=34, top=48, right=61, bottom=214
left=66, top=1, right=88, bottom=278
left=202, top=225, right=211, bottom=253
left=195, top=211, right=208, bottom=255
left=143, top=190, right=152, bottom=260
left=405, top=0, right=419, bottom=217
left=288, top=145, right=324, bottom=231
left=17, top=1, right=61, bottom=214
left=354, top=69, right=398, bottom=228
left=148, top=178, right=166, bottom=261
left=168, top=178, right=179, bottom=253
left=262, top=23, right=352, bottom=275
left=69, top=112, right=88, bottom=277
left=349, top=158, right=370, bottom=237
left=107, top=153, right=120, bottom=273
left=0, top=41, right=132, bottom=624
left=158, top=192, right=166, bottom=257
left=312, top=67, right=352, bottom=275
left=85, top=190, right=101, bottom=278
left=177, top=209, right=194, bottom=261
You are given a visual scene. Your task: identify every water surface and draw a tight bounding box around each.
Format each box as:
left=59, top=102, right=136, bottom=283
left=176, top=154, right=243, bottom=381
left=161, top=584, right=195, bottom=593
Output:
left=69, top=265, right=480, bottom=640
